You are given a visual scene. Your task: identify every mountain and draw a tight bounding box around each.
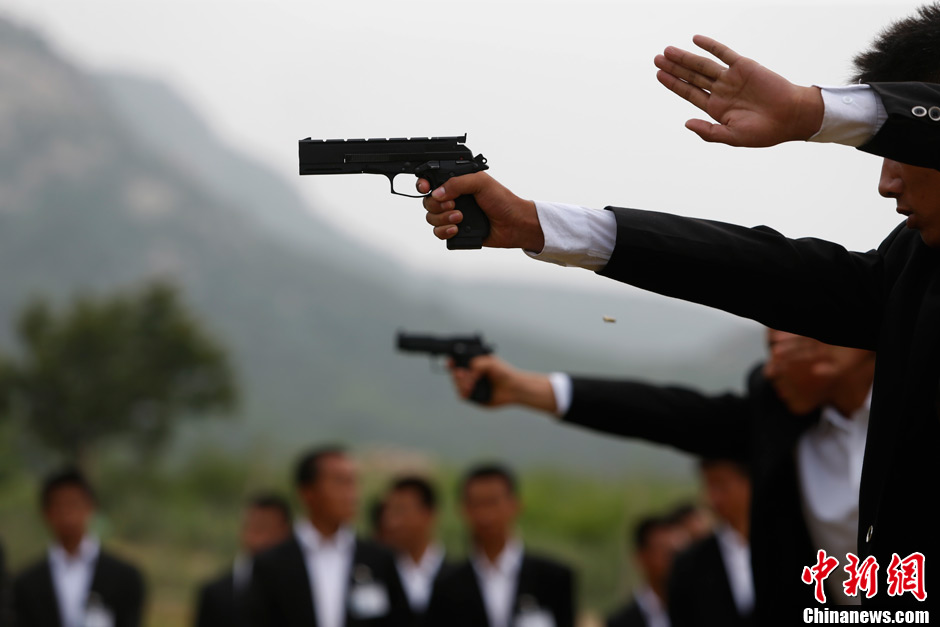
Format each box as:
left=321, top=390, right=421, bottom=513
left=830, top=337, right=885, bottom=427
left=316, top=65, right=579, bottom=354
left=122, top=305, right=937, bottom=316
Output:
left=0, top=17, right=764, bottom=474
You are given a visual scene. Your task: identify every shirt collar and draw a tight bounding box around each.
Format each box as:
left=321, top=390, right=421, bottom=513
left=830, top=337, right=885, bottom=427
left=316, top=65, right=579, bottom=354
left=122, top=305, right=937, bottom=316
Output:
left=633, top=585, right=666, bottom=619
left=398, top=542, right=445, bottom=575
left=820, top=386, right=872, bottom=432
left=48, top=536, right=100, bottom=569
left=294, top=519, right=356, bottom=555
left=233, top=552, right=253, bottom=590
left=714, top=522, right=748, bottom=553
left=472, top=538, right=524, bottom=577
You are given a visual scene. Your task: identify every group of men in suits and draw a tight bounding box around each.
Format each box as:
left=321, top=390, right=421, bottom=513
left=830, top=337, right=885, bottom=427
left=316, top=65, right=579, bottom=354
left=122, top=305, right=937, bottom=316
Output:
left=447, top=328, right=875, bottom=622
left=10, top=468, right=146, bottom=627
left=417, top=2, right=940, bottom=620
left=231, top=445, right=574, bottom=627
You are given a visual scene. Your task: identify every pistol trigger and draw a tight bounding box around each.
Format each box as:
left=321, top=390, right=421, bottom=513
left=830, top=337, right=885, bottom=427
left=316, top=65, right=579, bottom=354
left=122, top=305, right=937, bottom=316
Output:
left=389, top=173, right=430, bottom=199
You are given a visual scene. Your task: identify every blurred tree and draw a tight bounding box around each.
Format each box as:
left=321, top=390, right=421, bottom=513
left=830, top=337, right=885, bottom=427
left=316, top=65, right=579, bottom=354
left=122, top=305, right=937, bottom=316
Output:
left=0, top=282, right=237, bottom=467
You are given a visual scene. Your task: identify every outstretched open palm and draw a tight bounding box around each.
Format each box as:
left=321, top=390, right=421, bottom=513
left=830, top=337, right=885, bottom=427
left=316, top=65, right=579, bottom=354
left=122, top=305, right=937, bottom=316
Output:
left=654, top=35, right=823, bottom=146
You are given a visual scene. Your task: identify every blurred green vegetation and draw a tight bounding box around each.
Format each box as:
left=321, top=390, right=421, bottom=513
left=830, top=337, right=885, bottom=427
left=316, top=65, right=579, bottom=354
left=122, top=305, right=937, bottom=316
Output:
left=0, top=282, right=237, bottom=466
left=0, top=442, right=698, bottom=627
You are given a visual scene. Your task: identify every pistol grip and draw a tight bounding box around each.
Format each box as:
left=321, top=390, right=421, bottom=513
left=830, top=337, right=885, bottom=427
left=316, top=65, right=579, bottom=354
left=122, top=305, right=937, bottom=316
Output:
left=423, top=169, right=491, bottom=250
left=469, top=375, right=493, bottom=405
left=446, top=194, right=490, bottom=250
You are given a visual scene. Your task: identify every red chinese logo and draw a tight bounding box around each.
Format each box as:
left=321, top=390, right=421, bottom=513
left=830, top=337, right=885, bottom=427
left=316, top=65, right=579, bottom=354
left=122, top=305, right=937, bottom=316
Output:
left=843, top=553, right=879, bottom=599
left=886, top=552, right=927, bottom=602
left=802, top=550, right=840, bottom=603
left=803, top=551, right=927, bottom=602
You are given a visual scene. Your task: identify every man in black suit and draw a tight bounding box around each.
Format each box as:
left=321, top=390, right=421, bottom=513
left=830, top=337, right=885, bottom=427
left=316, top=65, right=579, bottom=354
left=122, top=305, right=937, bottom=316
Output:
left=417, top=5, right=938, bottom=611
left=248, top=445, right=411, bottom=627
left=667, top=459, right=754, bottom=627
left=607, top=516, right=686, bottom=627
left=426, top=464, right=575, bottom=627
left=194, top=493, right=292, bottom=627
left=446, top=329, right=873, bottom=619
left=13, top=467, right=145, bottom=627
left=380, top=476, right=450, bottom=618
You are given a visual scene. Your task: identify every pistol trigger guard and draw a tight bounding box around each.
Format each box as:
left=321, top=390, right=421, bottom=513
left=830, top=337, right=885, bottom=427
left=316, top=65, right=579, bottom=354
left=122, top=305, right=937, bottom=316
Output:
left=387, top=174, right=430, bottom=199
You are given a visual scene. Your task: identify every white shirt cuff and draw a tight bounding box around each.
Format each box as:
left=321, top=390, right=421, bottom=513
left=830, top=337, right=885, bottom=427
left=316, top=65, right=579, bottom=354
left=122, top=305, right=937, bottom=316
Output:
left=548, top=372, right=573, bottom=418
left=524, top=201, right=617, bottom=271
left=809, top=85, right=887, bottom=147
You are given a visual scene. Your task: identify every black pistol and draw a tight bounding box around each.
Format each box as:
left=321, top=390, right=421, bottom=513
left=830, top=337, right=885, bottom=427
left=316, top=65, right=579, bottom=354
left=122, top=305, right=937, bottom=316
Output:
left=397, top=332, right=494, bottom=404
left=298, top=134, right=490, bottom=250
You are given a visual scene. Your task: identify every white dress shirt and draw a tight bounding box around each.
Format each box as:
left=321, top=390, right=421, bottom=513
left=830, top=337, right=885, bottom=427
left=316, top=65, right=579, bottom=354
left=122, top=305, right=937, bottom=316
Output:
left=714, top=523, right=755, bottom=616
left=294, top=520, right=355, bottom=627
left=396, top=543, right=444, bottom=612
left=524, top=86, right=888, bottom=271
left=797, top=389, right=870, bottom=605
left=48, top=536, right=100, bottom=627
left=471, top=539, right=524, bottom=627
left=633, top=585, right=670, bottom=627
left=232, top=552, right=253, bottom=592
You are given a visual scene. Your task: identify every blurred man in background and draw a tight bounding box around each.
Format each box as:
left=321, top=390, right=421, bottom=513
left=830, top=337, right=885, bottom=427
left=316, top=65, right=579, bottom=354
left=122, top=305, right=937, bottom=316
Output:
left=13, top=467, right=145, bottom=627
left=446, top=329, right=874, bottom=614
left=248, top=445, right=411, bottom=627
left=426, top=463, right=575, bottom=627
left=668, top=458, right=754, bottom=627
left=380, top=476, right=450, bottom=619
left=194, top=493, right=292, bottom=627
left=607, top=515, right=686, bottom=627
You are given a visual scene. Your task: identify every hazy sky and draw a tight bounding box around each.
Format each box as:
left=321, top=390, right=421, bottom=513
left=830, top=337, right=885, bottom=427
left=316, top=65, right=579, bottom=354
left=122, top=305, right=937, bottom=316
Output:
left=0, top=0, right=925, bottom=297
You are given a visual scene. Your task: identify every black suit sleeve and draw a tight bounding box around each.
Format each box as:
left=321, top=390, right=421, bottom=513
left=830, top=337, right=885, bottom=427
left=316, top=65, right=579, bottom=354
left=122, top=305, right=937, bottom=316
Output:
left=861, top=82, right=940, bottom=171
left=564, top=376, right=752, bottom=461
left=597, top=207, right=896, bottom=350
left=553, top=564, right=575, bottom=627
left=115, top=562, right=146, bottom=627
left=194, top=582, right=213, bottom=627
left=0, top=542, right=8, bottom=627
left=667, top=550, right=697, bottom=627
left=379, top=550, right=413, bottom=627
left=246, top=557, right=277, bottom=627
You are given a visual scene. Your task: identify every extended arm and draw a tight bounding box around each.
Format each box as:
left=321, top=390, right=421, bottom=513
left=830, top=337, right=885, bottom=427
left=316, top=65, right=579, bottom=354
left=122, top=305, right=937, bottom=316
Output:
left=656, top=36, right=940, bottom=170
left=422, top=173, right=892, bottom=349
left=450, top=355, right=753, bottom=460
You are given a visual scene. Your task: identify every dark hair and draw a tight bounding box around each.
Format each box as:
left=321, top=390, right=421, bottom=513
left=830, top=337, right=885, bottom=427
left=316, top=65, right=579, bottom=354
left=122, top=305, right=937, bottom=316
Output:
left=40, top=467, right=96, bottom=510
left=667, top=502, right=700, bottom=524
left=633, top=515, right=673, bottom=551
left=698, top=456, right=750, bottom=477
left=852, top=3, right=940, bottom=83
left=294, top=445, right=346, bottom=488
left=247, top=492, right=292, bottom=525
left=390, top=475, right=438, bottom=512
left=460, top=463, right=518, bottom=498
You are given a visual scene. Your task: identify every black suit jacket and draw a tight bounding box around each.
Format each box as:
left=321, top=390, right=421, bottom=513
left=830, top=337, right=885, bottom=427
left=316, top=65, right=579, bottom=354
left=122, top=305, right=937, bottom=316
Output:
left=13, top=550, right=145, bottom=627
left=566, top=369, right=817, bottom=623
left=403, top=553, right=457, bottom=627
left=606, top=599, right=647, bottom=627
left=668, top=534, right=754, bottom=627
left=425, top=551, right=574, bottom=627
left=248, top=535, right=411, bottom=627
left=861, top=82, right=940, bottom=171
left=0, top=541, right=9, bottom=627
left=595, top=199, right=940, bottom=611
left=195, top=570, right=245, bottom=627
